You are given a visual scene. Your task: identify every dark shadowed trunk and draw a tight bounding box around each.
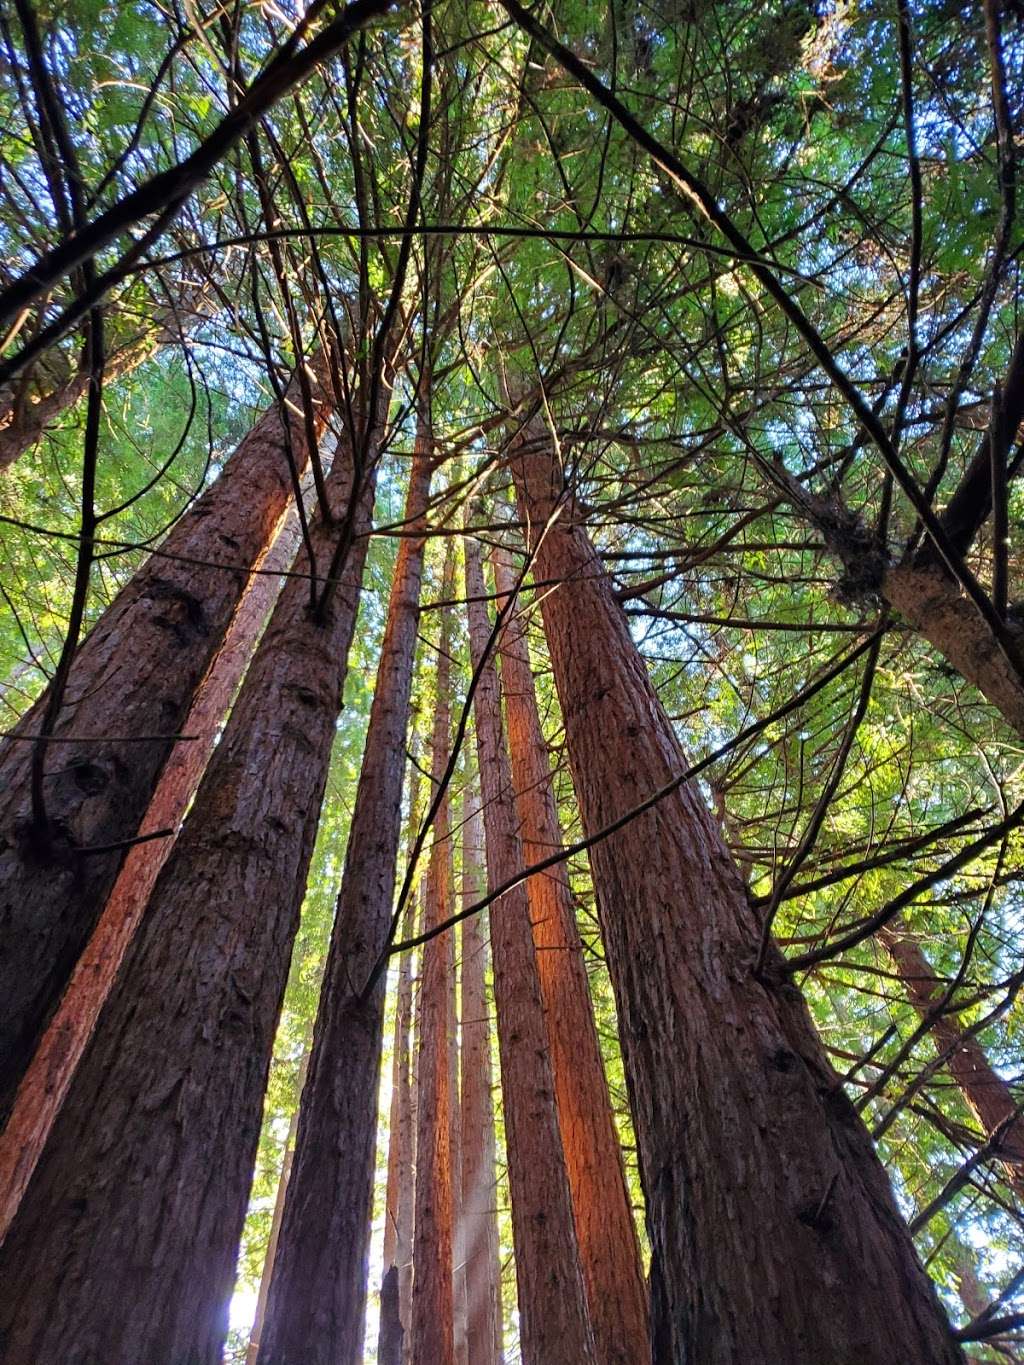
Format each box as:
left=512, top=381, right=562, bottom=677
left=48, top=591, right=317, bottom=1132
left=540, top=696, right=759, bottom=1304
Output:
left=464, top=533, right=596, bottom=1365
left=255, top=435, right=432, bottom=1365
left=460, top=790, right=504, bottom=1365
left=0, top=402, right=377, bottom=1365
left=411, top=578, right=456, bottom=1365
left=0, top=501, right=302, bottom=1242
left=492, top=545, right=649, bottom=1364
left=509, top=430, right=964, bottom=1365
left=0, top=367, right=326, bottom=1117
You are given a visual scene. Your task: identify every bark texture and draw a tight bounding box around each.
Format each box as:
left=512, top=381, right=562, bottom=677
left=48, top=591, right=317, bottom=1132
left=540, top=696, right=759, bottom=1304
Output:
left=0, top=417, right=374, bottom=1365
left=883, top=562, right=1024, bottom=739
left=255, top=441, right=432, bottom=1365
left=379, top=924, right=415, bottom=1365
left=0, top=502, right=301, bottom=1244
left=509, top=432, right=964, bottom=1365
left=460, top=793, right=504, bottom=1365
left=464, top=533, right=596, bottom=1365
left=492, top=545, right=649, bottom=1364
left=411, top=585, right=457, bottom=1365
left=0, top=371, right=324, bottom=1117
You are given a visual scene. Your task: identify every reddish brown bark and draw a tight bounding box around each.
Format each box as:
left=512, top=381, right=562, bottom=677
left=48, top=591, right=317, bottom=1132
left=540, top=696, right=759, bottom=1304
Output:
left=460, top=792, right=504, bottom=1365
left=0, top=412, right=376, bottom=1365
left=492, top=545, right=649, bottom=1364
left=255, top=440, right=433, bottom=1365
left=0, top=369, right=325, bottom=1118
left=509, top=432, right=963, bottom=1365
left=880, top=924, right=1024, bottom=1189
left=464, top=533, right=596, bottom=1365
left=379, top=917, right=415, bottom=1365
left=411, top=584, right=457, bottom=1365
left=0, top=501, right=301, bottom=1243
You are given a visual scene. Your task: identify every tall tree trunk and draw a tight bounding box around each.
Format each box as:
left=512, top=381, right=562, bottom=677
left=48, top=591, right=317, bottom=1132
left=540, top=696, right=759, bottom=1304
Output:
left=460, top=790, right=504, bottom=1365
left=448, top=828, right=469, bottom=1365
left=880, top=924, right=1024, bottom=1190
left=0, top=368, right=325, bottom=1117
left=492, top=545, right=650, bottom=1364
left=411, top=576, right=457, bottom=1365
left=379, top=908, right=416, bottom=1365
left=0, top=500, right=302, bottom=1243
left=256, top=435, right=433, bottom=1365
left=0, top=405, right=378, bottom=1365
left=508, top=431, right=964, bottom=1365
left=245, top=1050, right=310, bottom=1365
left=464, top=533, right=596, bottom=1365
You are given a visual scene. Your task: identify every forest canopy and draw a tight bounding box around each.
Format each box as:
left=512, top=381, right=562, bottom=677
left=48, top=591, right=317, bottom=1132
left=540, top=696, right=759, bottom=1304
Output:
left=0, top=0, right=1022, bottom=1361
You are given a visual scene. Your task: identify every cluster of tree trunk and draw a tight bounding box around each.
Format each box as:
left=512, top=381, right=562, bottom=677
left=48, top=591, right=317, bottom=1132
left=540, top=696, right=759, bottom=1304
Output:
left=3, top=373, right=1013, bottom=1365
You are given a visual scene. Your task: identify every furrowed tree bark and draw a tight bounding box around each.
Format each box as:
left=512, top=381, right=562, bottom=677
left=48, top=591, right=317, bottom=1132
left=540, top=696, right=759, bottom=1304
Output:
left=0, top=368, right=326, bottom=1118
left=255, top=435, right=433, bottom=1365
left=0, top=499, right=303, bottom=1244
left=509, top=431, right=964, bottom=1365
left=464, top=533, right=596, bottom=1365
left=492, top=545, right=649, bottom=1365
left=0, top=404, right=377, bottom=1365
left=880, top=924, right=1024, bottom=1194
left=411, top=578, right=457, bottom=1365
left=460, top=790, right=504, bottom=1365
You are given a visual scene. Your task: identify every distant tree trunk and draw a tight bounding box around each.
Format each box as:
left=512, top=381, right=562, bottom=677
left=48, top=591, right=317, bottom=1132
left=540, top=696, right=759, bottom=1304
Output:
left=0, top=366, right=326, bottom=1118
left=255, top=433, right=433, bottom=1365
left=246, top=1050, right=310, bottom=1365
left=0, top=403, right=378, bottom=1365
left=880, top=924, right=1024, bottom=1192
left=460, top=790, right=504, bottom=1365
left=379, top=906, right=416, bottom=1365
left=448, top=814, right=469, bottom=1365
left=492, top=545, right=649, bottom=1364
left=411, top=577, right=457, bottom=1365
left=464, top=533, right=596, bottom=1365
left=509, top=430, right=964, bottom=1365
left=0, top=500, right=302, bottom=1243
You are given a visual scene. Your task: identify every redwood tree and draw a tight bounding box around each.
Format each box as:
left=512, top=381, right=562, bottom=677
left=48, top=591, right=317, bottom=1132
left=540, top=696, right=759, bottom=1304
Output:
left=508, top=428, right=965, bottom=1365
left=464, top=531, right=596, bottom=1365
left=255, top=430, right=433, bottom=1365
left=492, top=544, right=649, bottom=1364
left=0, top=367, right=326, bottom=1117
left=0, top=390, right=378, bottom=1365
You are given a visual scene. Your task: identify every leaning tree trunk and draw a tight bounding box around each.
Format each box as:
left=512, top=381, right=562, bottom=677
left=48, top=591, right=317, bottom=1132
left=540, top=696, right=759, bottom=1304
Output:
left=379, top=896, right=416, bottom=1365
left=492, top=545, right=649, bottom=1364
left=0, top=501, right=302, bottom=1243
left=0, top=365, right=326, bottom=1118
left=411, top=581, right=457, bottom=1365
left=447, top=819, right=469, bottom=1365
left=880, top=923, right=1024, bottom=1194
left=460, top=790, right=505, bottom=1365
left=0, top=403, right=378, bottom=1365
left=508, top=428, right=964, bottom=1365
left=255, top=434, right=433, bottom=1365
left=464, top=533, right=596, bottom=1365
